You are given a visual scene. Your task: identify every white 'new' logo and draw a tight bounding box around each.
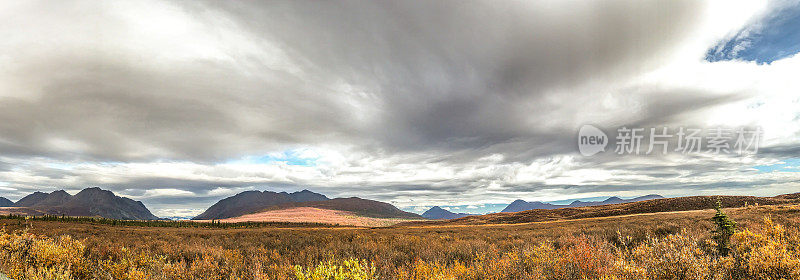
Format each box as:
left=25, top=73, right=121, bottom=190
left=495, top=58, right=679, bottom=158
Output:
left=578, top=125, right=608, bottom=156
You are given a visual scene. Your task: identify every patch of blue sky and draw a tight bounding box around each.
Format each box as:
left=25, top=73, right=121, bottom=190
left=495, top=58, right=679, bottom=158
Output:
left=44, top=162, right=77, bottom=170
left=234, top=149, right=319, bottom=166
left=753, top=158, right=800, bottom=172
left=706, top=3, right=800, bottom=64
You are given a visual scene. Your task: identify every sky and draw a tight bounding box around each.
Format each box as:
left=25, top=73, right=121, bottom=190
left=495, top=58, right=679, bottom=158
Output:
left=1, top=0, right=799, bottom=217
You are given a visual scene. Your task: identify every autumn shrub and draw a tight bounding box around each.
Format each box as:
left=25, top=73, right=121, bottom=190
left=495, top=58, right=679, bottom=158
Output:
left=613, top=230, right=716, bottom=280
left=721, top=217, right=800, bottom=279
left=0, top=230, right=88, bottom=280
left=294, top=258, right=376, bottom=280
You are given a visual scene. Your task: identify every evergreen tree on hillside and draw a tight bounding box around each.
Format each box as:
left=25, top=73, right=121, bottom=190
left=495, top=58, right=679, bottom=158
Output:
left=711, top=199, right=736, bottom=256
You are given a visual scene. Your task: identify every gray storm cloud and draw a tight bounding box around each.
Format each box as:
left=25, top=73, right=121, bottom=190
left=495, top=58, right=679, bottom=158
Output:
left=0, top=0, right=707, bottom=161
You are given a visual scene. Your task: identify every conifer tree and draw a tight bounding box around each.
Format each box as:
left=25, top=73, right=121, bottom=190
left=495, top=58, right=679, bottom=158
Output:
left=711, top=199, right=737, bottom=256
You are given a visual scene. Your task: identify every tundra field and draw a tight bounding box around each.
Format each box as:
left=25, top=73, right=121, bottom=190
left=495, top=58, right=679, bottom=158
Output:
left=2, top=203, right=800, bottom=279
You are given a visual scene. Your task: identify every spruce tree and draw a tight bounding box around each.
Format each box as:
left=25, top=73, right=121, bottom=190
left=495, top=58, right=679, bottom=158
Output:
left=711, top=199, right=736, bottom=256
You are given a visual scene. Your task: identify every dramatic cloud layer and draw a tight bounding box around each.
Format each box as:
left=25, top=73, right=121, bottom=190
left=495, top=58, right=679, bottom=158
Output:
left=0, top=0, right=798, bottom=216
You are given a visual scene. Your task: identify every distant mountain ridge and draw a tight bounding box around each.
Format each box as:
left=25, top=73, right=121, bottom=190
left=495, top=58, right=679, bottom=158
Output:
left=422, top=206, right=473, bottom=219
left=0, top=197, right=13, bottom=207
left=501, top=195, right=664, bottom=212
left=407, top=194, right=800, bottom=226
left=192, top=190, right=330, bottom=220
left=3, top=187, right=158, bottom=220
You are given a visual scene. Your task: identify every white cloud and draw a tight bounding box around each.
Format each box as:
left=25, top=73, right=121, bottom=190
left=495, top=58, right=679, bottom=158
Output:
left=140, top=188, right=196, bottom=198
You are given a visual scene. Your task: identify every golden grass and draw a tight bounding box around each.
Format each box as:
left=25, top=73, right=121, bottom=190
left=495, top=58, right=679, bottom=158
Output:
left=0, top=204, right=799, bottom=279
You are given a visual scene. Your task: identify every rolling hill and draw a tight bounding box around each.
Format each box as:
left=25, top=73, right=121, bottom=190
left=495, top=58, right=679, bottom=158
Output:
left=422, top=206, right=473, bottom=219
left=0, top=188, right=158, bottom=220
left=405, top=194, right=800, bottom=226
left=262, top=197, right=422, bottom=219
left=195, top=191, right=423, bottom=226
left=192, top=190, right=329, bottom=220
left=501, top=194, right=664, bottom=212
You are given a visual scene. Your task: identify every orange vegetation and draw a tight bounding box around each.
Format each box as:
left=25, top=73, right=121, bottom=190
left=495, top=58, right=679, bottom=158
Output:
left=215, top=207, right=417, bottom=227
left=0, top=204, right=799, bottom=279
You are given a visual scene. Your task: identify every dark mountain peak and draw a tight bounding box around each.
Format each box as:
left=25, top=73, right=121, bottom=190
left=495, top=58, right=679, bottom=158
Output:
left=422, top=206, right=472, bottom=220
left=9, top=187, right=157, bottom=220
left=289, top=190, right=328, bottom=202
left=76, top=187, right=112, bottom=196
left=603, top=196, right=625, bottom=203
left=422, top=206, right=449, bottom=216
left=73, top=187, right=116, bottom=201
left=32, top=190, right=73, bottom=207
left=502, top=199, right=561, bottom=212
left=75, top=187, right=108, bottom=196
left=0, top=197, right=13, bottom=207
left=15, top=191, right=50, bottom=207
left=56, top=187, right=158, bottom=220
left=193, top=189, right=330, bottom=220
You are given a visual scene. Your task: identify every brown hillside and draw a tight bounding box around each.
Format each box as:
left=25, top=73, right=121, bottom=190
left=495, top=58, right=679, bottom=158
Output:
left=263, top=197, right=422, bottom=219
left=192, top=190, right=329, bottom=220
left=775, top=192, right=800, bottom=200
left=0, top=207, right=45, bottom=216
left=403, top=194, right=799, bottom=226
left=216, top=207, right=417, bottom=227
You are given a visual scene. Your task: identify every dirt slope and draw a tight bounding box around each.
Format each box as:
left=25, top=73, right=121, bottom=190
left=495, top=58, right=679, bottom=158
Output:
left=213, top=207, right=418, bottom=227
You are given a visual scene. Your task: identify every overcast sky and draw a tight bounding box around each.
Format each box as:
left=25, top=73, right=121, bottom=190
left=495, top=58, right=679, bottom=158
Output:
left=1, top=0, right=799, bottom=217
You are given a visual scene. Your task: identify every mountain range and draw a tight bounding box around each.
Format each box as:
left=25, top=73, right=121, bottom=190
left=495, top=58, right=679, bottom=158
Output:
left=501, top=195, right=664, bottom=212
left=0, top=188, right=158, bottom=220
left=422, top=206, right=473, bottom=219
left=193, top=190, right=423, bottom=220
left=192, top=190, right=329, bottom=220
left=8, top=188, right=783, bottom=227
left=409, top=194, right=800, bottom=226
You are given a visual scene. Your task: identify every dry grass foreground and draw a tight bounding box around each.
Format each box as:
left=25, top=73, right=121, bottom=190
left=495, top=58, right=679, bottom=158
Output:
left=1, top=204, right=800, bottom=279
left=0, top=208, right=44, bottom=216
left=205, top=207, right=417, bottom=227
